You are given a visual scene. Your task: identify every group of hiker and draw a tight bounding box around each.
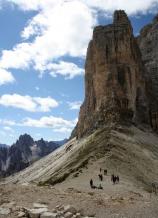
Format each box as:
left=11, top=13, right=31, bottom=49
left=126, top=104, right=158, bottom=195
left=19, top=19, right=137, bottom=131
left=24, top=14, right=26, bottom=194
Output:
left=90, top=168, right=120, bottom=189
left=111, top=174, right=119, bottom=184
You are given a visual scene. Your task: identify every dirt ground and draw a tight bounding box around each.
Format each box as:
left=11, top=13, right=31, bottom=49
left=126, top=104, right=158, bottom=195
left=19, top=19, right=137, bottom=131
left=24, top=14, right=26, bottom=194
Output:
left=1, top=170, right=158, bottom=218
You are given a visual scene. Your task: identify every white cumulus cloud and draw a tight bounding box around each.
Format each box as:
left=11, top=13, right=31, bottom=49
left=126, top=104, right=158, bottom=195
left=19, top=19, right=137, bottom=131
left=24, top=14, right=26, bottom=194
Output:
left=0, top=116, right=77, bottom=132
left=6, top=0, right=158, bottom=14
left=0, top=68, right=15, bottom=85
left=83, top=0, right=158, bottom=15
left=0, top=119, right=16, bottom=126
left=0, top=94, right=59, bottom=112
left=0, top=115, right=77, bottom=139
left=7, top=0, right=59, bottom=11
left=22, top=116, right=77, bottom=128
left=68, top=101, right=82, bottom=110
left=54, top=127, right=72, bottom=133
left=0, top=0, right=157, bottom=84
left=48, top=61, right=84, bottom=79
left=0, top=0, right=94, bottom=79
left=3, top=126, right=14, bottom=132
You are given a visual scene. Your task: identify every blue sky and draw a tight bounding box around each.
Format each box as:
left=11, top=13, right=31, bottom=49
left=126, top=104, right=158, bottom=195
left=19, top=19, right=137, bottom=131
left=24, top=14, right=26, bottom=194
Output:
left=0, top=0, right=157, bottom=145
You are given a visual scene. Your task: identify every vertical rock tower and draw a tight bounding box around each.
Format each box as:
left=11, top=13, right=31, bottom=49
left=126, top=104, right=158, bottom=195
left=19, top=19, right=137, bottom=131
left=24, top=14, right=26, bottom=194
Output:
left=75, top=10, right=149, bottom=138
left=137, top=15, right=158, bottom=130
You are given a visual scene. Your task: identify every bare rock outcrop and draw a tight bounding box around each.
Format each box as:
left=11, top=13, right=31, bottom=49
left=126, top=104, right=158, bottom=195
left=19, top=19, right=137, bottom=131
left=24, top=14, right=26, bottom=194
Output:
left=137, top=14, right=158, bottom=130
left=75, top=10, right=149, bottom=138
left=4, top=202, right=94, bottom=218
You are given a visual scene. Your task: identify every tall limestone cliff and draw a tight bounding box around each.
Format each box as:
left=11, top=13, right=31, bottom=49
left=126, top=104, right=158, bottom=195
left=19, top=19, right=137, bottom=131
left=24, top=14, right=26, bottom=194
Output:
left=75, top=10, right=149, bottom=138
left=137, top=15, right=158, bottom=130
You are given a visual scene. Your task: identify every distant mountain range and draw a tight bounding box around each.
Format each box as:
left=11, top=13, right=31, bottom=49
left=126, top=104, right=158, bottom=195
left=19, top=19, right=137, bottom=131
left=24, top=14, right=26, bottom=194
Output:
left=0, top=134, right=67, bottom=177
left=0, top=144, right=9, bottom=148
left=53, top=138, right=68, bottom=146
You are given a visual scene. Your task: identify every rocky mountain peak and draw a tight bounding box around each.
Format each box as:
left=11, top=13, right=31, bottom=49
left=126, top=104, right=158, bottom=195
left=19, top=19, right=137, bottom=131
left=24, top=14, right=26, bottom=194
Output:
left=0, top=134, right=61, bottom=177
left=113, top=10, right=132, bottom=27
left=73, top=10, right=149, bottom=138
left=17, top=134, right=34, bottom=146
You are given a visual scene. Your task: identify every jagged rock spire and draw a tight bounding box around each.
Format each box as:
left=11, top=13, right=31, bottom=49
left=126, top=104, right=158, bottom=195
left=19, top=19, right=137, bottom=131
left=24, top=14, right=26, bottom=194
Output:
left=114, top=10, right=130, bottom=24
left=138, top=13, right=158, bottom=130
left=72, top=10, right=149, bottom=139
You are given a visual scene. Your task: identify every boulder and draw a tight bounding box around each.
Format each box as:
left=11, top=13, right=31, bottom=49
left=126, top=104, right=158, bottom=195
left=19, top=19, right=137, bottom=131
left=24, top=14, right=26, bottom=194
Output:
left=64, top=205, right=77, bottom=214
left=17, top=211, right=26, bottom=217
left=33, top=203, right=48, bottom=208
left=0, top=207, right=11, bottom=215
left=28, top=208, right=48, bottom=218
left=40, top=212, right=58, bottom=218
left=75, top=213, right=81, bottom=218
left=55, top=204, right=64, bottom=211
left=1, top=201, right=16, bottom=208
left=64, top=212, right=73, bottom=218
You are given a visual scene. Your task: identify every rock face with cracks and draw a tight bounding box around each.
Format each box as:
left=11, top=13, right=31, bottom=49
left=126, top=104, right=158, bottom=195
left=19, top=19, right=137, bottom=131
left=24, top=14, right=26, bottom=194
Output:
left=75, top=10, right=149, bottom=138
left=137, top=14, right=158, bottom=131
